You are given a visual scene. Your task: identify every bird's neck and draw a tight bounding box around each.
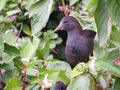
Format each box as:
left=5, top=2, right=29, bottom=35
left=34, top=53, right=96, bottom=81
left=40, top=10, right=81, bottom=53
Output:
left=67, top=27, right=82, bottom=36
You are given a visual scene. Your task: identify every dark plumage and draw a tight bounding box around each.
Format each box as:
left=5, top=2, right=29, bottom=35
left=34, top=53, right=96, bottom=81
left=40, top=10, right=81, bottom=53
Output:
left=54, top=16, right=96, bottom=68
left=53, top=81, right=67, bottom=90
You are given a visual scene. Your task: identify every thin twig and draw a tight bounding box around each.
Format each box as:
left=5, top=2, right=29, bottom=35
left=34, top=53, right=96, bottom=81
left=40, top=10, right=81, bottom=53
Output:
left=22, top=65, right=27, bottom=90
left=16, top=23, right=23, bottom=42
left=51, top=49, right=58, bottom=54
left=89, top=72, right=97, bottom=89
left=61, top=0, right=67, bottom=16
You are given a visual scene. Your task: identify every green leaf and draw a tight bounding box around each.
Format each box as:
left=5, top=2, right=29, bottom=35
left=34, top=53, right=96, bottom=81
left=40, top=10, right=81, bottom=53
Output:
left=0, top=0, right=6, bottom=11
left=26, top=68, right=38, bottom=76
left=23, top=24, right=31, bottom=36
left=71, top=62, right=88, bottom=78
left=54, top=38, right=62, bottom=44
left=27, top=60, right=40, bottom=68
left=36, top=39, right=50, bottom=60
left=3, top=33, right=16, bottom=47
left=108, top=49, right=120, bottom=61
left=110, top=26, right=120, bottom=42
left=114, top=77, right=120, bottom=89
left=95, top=0, right=112, bottom=47
left=46, top=61, right=71, bottom=73
left=0, top=63, right=14, bottom=70
left=26, top=0, right=36, bottom=10
left=4, top=77, right=21, bottom=90
left=95, top=59, right=120, bottom=77
left=0, top=37, right=4, bottom=57
left=69, top=0, right=79, bottom=6
left=69, top=75, right=90, bottom=90
left=4, top=44, right=20, bottom=56
left=29, top=0, right=53, bottom=36
left=20, top=39, right=34, bottom=60
left=32, top=35, right=40, bottom=50
left=107, top=0, right=120, bottom=28
left=13, top=58, right=23, bottom=72
left=40, top=70, right=70, bottom=84
left=7, top=10, right=21, bottom=16
left=7, top=1, right=18, bottom=8
left=49, top=40, right=56, bottom=49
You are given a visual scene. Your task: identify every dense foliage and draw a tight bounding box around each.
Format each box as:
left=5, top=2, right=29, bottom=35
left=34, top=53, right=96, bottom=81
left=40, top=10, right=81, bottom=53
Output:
left=0, top=0, right=120, bottom=90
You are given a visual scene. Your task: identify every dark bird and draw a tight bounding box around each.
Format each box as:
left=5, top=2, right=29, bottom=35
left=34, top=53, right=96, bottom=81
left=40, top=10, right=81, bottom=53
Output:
left=53, top=81, right=67, bottom=90
left=54, top=16, right=96, bottom=69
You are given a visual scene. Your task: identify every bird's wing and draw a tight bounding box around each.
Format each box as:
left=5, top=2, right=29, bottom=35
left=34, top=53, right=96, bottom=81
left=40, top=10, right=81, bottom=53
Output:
left=82, top=29, right=96, bottom=38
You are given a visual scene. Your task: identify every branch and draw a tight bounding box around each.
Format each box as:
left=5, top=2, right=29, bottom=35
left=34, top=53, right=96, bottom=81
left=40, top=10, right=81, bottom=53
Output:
left=16, top=23, right=23, bottom=42
left=61, top=0, right=67, bottom=16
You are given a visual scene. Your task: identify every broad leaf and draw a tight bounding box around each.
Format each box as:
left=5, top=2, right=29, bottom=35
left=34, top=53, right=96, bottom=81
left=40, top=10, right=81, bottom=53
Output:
left=69, top=75, right=90, bottom=90
left=4, top=78, right=21, bottom=90
left=107, top=0, right=120, bottom=28
left=4, top=44, right=20, bottom=56
left=32, top=36, right=40, bottom=50
left=0, top=0, right=6, bottom=11
left=13, top=58, right=23, bottom=72
left=3, top=33, right=16, bottom=47
left=46, top=61, right=71, bottom=73
left=26, top=68, right=38, bottom=76
left=114, top=77, right=120, bottom=89
left=7, top=10, right=21, bottom=16
left=20, top=39, right=34, bottom=61
left=95, top=0, right=112, bottom=47
left=0, top=37, right=4, bottom=57
left=69, top=0, right=79, bottom=6
left=95, top=59, right=120, bottom=77
left=29, top=0, right=53, bottom=36
left=39, top=70, right=70, bottom=84
left=71, top=62, right=88, bottom=78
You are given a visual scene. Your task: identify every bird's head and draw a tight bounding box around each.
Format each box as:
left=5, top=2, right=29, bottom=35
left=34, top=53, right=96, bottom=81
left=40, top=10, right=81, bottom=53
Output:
left=54, top=16, right=82, bottom=32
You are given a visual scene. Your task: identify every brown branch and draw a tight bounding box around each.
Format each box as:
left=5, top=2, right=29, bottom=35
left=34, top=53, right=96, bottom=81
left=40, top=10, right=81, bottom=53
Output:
left=89, top=72, right=97, bottom=89
left=22, top=65, right=27, bottom=90
left=16, top=23, right=23, bottom=42
left=61, top=0, right=67, bottom=16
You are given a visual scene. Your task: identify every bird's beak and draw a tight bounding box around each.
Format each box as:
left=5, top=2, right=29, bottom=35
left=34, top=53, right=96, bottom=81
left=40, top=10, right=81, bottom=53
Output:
left=54, top=22, right=63, bottom=32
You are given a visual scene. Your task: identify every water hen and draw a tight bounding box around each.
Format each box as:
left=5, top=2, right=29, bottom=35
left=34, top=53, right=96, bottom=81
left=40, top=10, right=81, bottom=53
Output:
left=54, top=16, right=96, bottom=69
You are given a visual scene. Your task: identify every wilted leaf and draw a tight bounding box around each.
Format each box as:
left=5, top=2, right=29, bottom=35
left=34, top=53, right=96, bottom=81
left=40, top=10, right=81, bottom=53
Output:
left=29, top=0, right=53, bottom=36
left=95, top=0, right=112, bottom=47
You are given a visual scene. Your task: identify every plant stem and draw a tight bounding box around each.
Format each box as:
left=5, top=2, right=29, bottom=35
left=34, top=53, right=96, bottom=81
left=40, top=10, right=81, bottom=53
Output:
left=61, top=0, right=67, bottom=16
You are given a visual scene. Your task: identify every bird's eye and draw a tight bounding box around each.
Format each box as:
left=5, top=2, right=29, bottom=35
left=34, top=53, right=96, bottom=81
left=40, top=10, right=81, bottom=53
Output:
left=64, top=21, right=67, bottom=24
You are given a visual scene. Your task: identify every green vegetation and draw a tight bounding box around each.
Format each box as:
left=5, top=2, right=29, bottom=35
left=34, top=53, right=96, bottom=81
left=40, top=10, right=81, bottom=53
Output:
left=0, top=0, right=120, bottom=90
